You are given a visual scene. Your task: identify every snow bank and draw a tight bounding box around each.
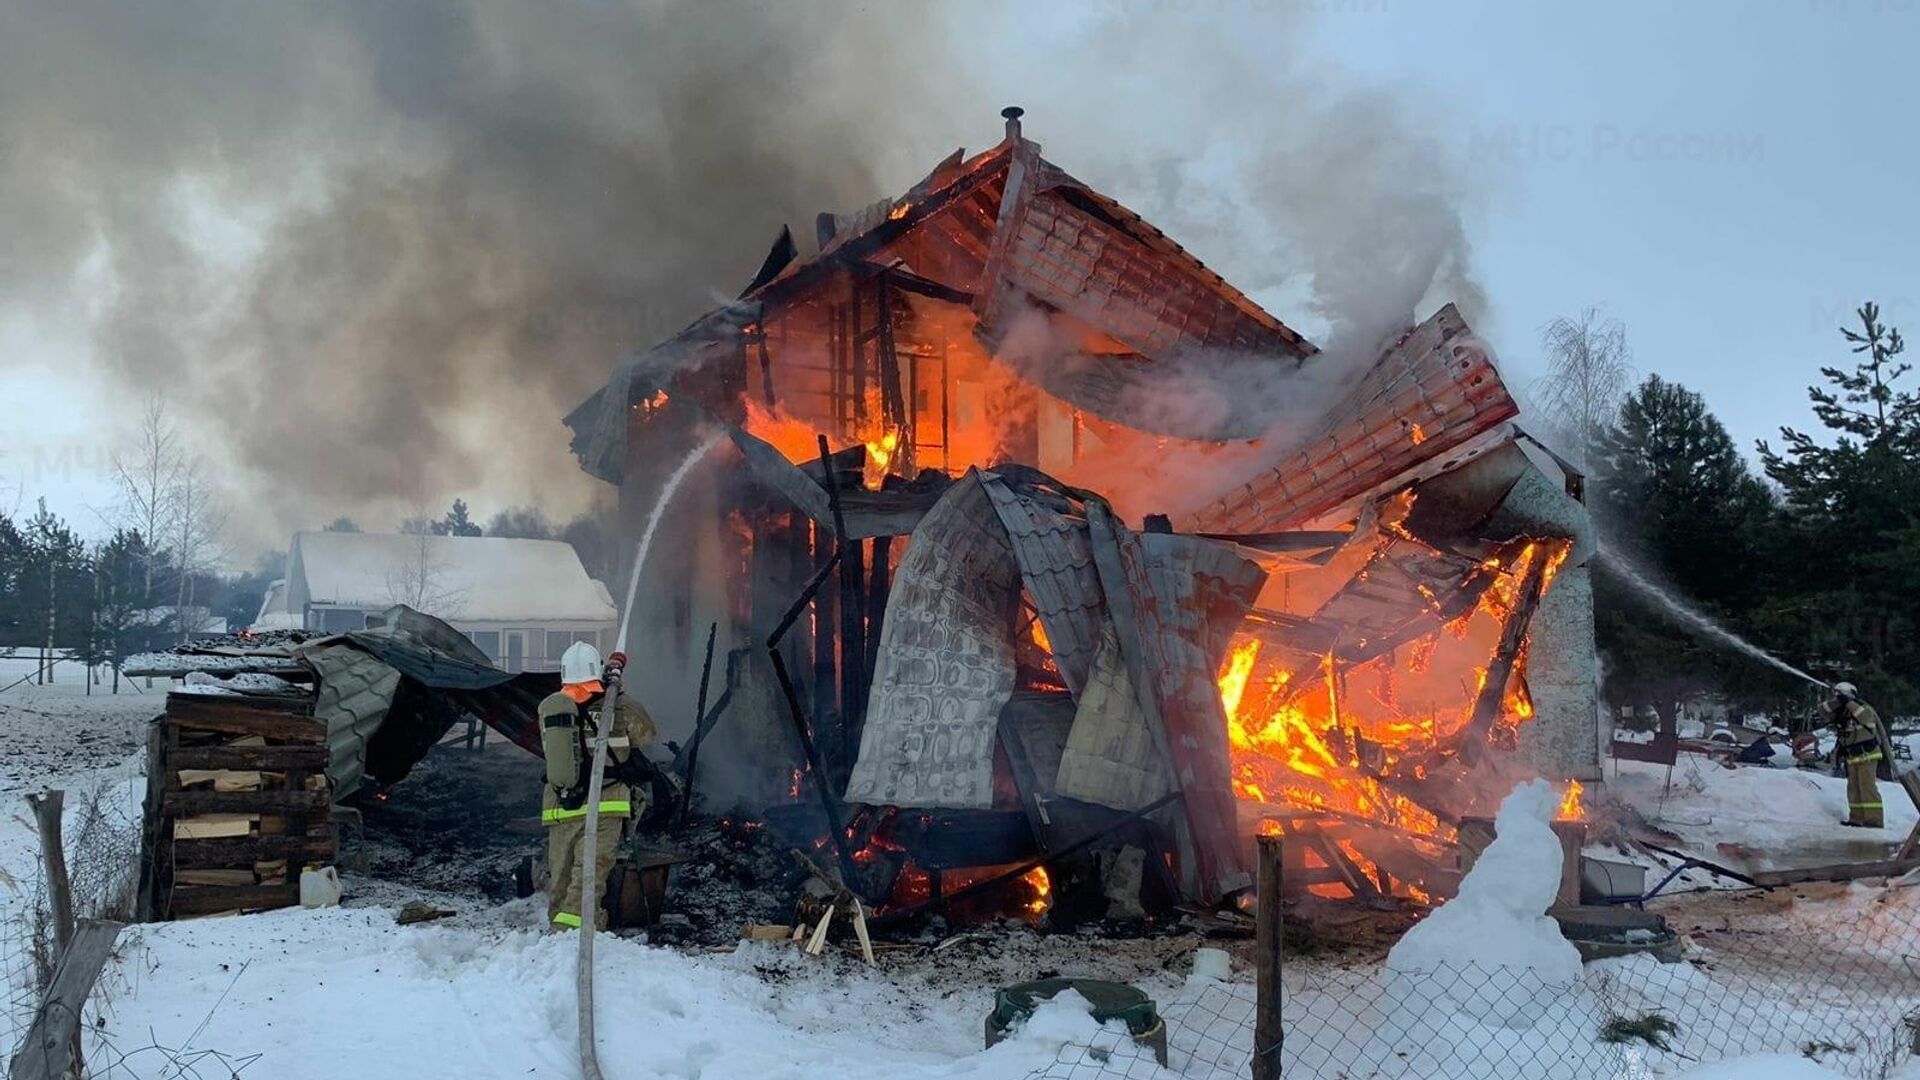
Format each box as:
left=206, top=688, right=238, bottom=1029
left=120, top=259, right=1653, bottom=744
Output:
left=72, top=906, right=1118, bottom=1080
left=1384, top=780, right=1581, bottom=1028
left=1610, top=756, right=1918, bottom=870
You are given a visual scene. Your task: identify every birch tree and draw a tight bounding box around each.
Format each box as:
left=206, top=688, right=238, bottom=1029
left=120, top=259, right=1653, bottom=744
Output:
left=1532, top=308, right=1634, bottom=467
left=166, top=459, right=228, bottom=643
left=108, top=395, right=182, bottom=603
left=384, top=528, right=468, bottom=618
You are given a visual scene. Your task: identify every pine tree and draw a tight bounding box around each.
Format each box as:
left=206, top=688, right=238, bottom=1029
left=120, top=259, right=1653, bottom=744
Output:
left=0, top=512, right=25, bottom=646
left=19, top=500, right=87, bottom=684
left=434, top=498, right=482, bottom=537
left=1757, top=301, right=1920, bottom=708
left=485, top=505, right=553, bottom=540
left=1591, top=376, right=1780, bottom=721
left=95, top=531, right=148, bottom=691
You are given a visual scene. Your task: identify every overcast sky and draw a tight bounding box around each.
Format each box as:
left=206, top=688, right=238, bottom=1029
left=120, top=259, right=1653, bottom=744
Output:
left=1, top=0, right=1913, bottom=560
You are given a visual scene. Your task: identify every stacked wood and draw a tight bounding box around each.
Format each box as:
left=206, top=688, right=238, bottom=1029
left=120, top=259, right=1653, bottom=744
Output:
left=138, top=691, right=334, bottom=920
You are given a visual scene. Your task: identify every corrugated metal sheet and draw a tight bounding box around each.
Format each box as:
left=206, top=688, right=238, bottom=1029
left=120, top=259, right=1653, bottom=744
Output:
left=980, top=472, right=1104, bottom=699
left=725, top=424, right=835, bottom=527
left=304, top=644, right=400, bottom=800
left=1127, top=528, right=1267, bottom=899
left=845, top=472, right=1021, bottom=809
left=1055, top=620, right=1176, bottom=811
left=1187, top=304, right=1520, bottom=533
left=1086, top=502, right=1266, bottom=900
left=298, top=607, right=559, bottom=791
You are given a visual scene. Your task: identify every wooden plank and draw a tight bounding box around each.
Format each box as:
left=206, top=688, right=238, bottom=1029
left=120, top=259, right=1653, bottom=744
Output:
left=172, top=835, right=336, bottom=868
left=167, top=690, right=314, bottom=716
left=169, top=745, right=328, bottom=771
left=168, top=883, right=301, bottom=916
left=1748, top=858, right=1920, bottom=887
left=175, top=869, right=257, bottom=887
left=1301, top=824, right=1380, bottom=900
left=163, top=789, right=331, bottom=817
left=176, top=769, right=269, bottom=792
left=173, top=814, right=256, bottom=841
left=7, top=919, right=123, bottom=1080
left=167, top=709, right=324, bottom=744
left=1253, top=836, right=1283, bottom=1080
left=1460, top=543, right=1555, bottom=755
left=136, top=719, right=168, bottom=922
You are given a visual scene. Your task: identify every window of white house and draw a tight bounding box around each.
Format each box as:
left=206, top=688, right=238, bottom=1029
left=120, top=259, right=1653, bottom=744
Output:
left=469, top=630, right=501, bottom=663
left=313, top=608, right=368, bottom=634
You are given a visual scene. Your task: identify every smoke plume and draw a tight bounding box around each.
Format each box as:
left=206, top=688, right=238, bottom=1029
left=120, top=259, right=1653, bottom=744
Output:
left=0, top=1, right=1482, bottom=551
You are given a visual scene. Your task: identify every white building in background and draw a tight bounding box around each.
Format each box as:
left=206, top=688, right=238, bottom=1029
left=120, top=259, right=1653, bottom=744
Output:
left=131, top=606, right=229, bottom=641
left=255, top=531, right=617, bottom=673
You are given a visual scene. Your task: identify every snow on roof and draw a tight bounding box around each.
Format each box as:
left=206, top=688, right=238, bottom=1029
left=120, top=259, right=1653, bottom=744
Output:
left=252, top=578, right=294, bottom=632
left=129, top=606, right=228, bottom=633
left=288, top=531, right=616, bottom=624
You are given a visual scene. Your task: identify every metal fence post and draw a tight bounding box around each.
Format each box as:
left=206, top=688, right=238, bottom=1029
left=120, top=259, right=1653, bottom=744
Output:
left=1254, top=834, right=1283, bottom=1080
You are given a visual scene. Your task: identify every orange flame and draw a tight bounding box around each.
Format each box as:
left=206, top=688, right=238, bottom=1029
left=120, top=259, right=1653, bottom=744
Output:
left=1022, top=866, right=1052, bottom=915
left=863, top=427, right=900, bottom=490
left=1217, top=536, right=1575, bottom=900
left=743, top=398, right=822, bottom=464
left=1557, top=779, right=1584, bottom=821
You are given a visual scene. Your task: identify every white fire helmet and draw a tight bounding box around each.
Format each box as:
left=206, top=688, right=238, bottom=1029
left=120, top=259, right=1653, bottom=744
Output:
left=560, top=641, right=603, bottom=686
left=1833, top=681, right=1858, bottom=700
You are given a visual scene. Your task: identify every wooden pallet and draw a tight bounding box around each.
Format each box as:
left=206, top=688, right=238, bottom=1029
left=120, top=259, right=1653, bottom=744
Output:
left=137, top=691, right=334, bottom=920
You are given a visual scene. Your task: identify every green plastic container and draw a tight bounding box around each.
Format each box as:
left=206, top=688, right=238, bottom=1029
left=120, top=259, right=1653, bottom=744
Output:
left=984, top=978, right=1168, bottom=1065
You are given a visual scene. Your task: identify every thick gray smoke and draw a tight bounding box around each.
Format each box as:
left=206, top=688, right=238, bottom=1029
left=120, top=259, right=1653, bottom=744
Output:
left=0, top=1, right=1482, bottom=552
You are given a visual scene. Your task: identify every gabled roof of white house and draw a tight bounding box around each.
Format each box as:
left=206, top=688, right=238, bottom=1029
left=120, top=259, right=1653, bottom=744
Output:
left=251, top=579, right=303, bottom=632
left=288, top=532, right=616, bottom=624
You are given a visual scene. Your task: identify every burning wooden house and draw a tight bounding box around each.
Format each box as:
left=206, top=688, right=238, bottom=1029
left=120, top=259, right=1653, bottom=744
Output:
left=564, top=109, right=1598, bottom=917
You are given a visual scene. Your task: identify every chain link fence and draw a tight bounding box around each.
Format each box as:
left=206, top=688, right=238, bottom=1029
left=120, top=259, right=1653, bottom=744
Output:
left=1037, top=885, right=1920, bottom=1079
left=3, top=781, right=144, bottom=1076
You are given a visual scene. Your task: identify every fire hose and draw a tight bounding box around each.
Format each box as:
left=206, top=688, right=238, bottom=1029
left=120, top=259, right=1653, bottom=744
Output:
left=576, top=434, right=721, bottom=1080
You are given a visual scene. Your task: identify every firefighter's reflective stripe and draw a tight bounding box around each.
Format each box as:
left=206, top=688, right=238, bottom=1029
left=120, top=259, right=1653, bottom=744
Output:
left=1850, top=801, right=1885, bottom=809
left=552, top=911, right=583, bottom=929
left=1848, top=750, right=1884, bottom=765
left=541, top=801, right=633, bottom=825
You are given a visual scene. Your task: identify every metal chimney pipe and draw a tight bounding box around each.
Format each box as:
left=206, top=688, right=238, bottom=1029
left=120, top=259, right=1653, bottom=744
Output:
left=1001, top=105, right=1024, bottom=141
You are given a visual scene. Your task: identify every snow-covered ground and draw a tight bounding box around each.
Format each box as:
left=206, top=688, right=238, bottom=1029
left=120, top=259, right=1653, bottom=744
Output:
left=0, top=654, right=157, bottom=793
left=7, top=671, right=1920, bottom=1079
left=0, top=667, right=1220, bottom=1079
left=83, top=905, right=1183, bottom=1080
left=1606, top=753, right=1918, bottom=873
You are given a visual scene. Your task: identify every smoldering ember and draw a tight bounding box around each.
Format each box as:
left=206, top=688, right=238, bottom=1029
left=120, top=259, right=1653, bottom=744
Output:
left=7, top=90, right=1920, bottom=1080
